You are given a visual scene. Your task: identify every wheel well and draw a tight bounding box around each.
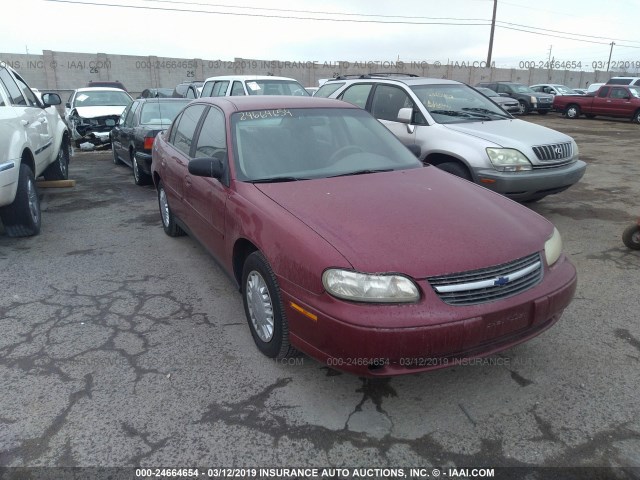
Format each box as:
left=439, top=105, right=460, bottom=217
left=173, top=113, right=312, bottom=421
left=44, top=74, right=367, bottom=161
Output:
left=21, top=149, right=36, bottom=174
left=232, top=239, right=259, bottom=290
left=424, top=153, right=470, bottom=170
left=566, top=103, right=580, bottom=111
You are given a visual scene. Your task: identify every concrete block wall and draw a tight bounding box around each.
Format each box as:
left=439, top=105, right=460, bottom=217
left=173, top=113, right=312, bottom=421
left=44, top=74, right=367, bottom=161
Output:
left=1, top=49, right=632, bottom=98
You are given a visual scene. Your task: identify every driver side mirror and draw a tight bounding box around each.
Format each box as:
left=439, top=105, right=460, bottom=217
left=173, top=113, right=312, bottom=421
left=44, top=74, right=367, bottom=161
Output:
left=41, top=93, right=61, bottom=107
left=188, top=157, right=224, bottom=179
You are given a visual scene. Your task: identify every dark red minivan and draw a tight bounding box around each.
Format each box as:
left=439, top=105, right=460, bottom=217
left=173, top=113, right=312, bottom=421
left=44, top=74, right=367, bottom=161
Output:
left=151, top=96, right=576, bottom=376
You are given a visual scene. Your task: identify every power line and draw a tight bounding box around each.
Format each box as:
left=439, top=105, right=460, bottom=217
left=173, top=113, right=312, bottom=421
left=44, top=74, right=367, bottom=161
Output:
left=496, top=25, right=640, bottom=49
left=497, top=20, right=640, bottom=44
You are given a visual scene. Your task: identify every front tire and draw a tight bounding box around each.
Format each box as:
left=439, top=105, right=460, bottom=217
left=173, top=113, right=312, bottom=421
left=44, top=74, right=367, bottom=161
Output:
left=43, top=137, right=70, bottom=180
left=437, top=161, right=472, bottom=181
left=157, top=181, right=184, bottom=237
left=242, top=251, right=296, bottom=359
left=632, top=110, right=640, bottom=124
left=112, top=142, right=122, bottom=165
left=517, top=100, right=530, bottom=115
left=565, top=104, right=581, bottom=119
left=0, top=164, right=41, bottom=237
left=622, top=224, right=640, bottom=250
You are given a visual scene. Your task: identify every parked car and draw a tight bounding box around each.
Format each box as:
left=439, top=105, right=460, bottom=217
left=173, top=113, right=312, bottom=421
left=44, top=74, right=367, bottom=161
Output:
left=606, top=77, right=640, bottom=86
left=172, top=81, right=203, bottom=99
left=0, top=62, right=70, bottom=236
left=150, top=95, right=577, bottom=376
left=200, top=75, right=308, bottom=97
left=138, top=88, right=174, bottom=99
left=553, top=84, right=640, bottom=122
left=86, top=80, right=128, bottom=92
left=65, top=87, right=133, bottom=147
left=315, top=75, right=586, bottom=202
left=476, top=81, right=553, bottom=114
left=530, top=84, right=582, bottom=96
left=305, top=87, right=319, bottom=96
left=111, top=98, right=190, bottom=185
left=475, top=86, right=520, bottom=113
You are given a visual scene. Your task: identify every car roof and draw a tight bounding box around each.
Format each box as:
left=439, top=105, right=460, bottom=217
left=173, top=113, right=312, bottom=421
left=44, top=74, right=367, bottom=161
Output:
left=75, top=87, right=129, bottom=92
left=191, top=95, right=357, bottom=114
left=135, top=97, right=191, bottom=103
left=204, top=75, right=299, bottom=82
left=325, top=76, right=461, bottom=86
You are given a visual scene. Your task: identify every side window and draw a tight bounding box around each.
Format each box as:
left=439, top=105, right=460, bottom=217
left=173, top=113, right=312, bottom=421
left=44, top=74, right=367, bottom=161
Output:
left=230, top=81, right=245, bottom=96
left=168, top=112, right=183, bottom=144
left=496, top=84, right=506, bottom=94
left=170, top=104, right=207, bottom=157
left=315, top=82, right=345, bottom=98
left=211, top=81, right=230, bottom=97
left=0, top=84, right=6, bottom=107
left=0, top=68, right=26, bottom=106
left=13, top=73, right=39, bottom=107
left=119, top=104, right=132, bottom=125
left=598, top=87, right=610, bottom=98
left=201, top=81, right=214, bottom=98
left=339, top=84, right=373, bottom=108
left=194, top=107, right=226, bottom=159
left=610, top=88, right=628, bottom=99
left=186, top=86, right=196, bottom=99
left=371, top=85, right=415, bottom=122
left=124, top=101, right=139, bottom=126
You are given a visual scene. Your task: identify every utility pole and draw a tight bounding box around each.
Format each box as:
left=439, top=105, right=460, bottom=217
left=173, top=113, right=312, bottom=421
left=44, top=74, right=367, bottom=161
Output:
left=547, top=45, right=553, bottom=81
left=486, top=0, right=497, bottom=66
left=606, top=42, right=615, bottom=71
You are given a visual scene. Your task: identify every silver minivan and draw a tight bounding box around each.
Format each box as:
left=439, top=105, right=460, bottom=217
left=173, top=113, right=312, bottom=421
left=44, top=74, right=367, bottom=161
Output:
left=315, top=75, right=586, bottom=202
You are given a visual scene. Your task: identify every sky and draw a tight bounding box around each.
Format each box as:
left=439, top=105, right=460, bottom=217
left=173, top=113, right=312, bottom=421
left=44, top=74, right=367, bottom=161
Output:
left=2, top=0, right=640, bottom=72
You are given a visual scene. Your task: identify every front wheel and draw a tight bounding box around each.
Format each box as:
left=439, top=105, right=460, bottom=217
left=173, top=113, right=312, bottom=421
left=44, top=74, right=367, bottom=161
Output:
left=0, top=164, right=41, bottom=237
left=157, top=181, right=184, bottom=237
left=565, top=105, right=581, bottom=119
left=242, top=251, right=296, bottom=359
left=632, top=110, right=640, bottom=124
left=622, top=224, right=640, bottom=250
left=517, top=100, right=530, bottom=115
left=437, top=161, right=472, bottom=181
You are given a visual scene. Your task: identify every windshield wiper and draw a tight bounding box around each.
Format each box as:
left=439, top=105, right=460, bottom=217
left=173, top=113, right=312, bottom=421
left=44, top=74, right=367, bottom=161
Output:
left=462, top=107, right=510, bottom=119
left=328, top=168, right=394, bottom=178
left=249, top=176, right=308, bottom=183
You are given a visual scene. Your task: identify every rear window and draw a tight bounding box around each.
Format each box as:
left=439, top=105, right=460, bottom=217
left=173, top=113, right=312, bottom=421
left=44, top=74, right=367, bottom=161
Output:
left=244, top=80, right=308, bottom=96
left=139, top=100, right=189, bottom=125
left=315, top=82, right=345, bottom=98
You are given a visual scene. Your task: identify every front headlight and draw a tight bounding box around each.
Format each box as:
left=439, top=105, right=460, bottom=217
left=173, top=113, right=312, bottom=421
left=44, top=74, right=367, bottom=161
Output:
left=571, top=140, right=579, bottom=159
left=486, top=148, right=533, bottom=172
left=530, top=96, right=537, bottom=104
left=322, top=269, right=420, bottom=303
left=544, top=227, right=563, bottom=266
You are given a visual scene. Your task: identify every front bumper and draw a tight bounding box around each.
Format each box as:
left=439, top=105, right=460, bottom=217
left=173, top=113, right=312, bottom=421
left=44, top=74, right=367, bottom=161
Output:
left=281, top=255, right=577, bottom=376
left=474, top=160, right=586, bottom=201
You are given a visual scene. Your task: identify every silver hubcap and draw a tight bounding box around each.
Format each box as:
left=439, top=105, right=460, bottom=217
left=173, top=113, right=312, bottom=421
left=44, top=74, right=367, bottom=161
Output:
left=568, top=108, right=576, bottom=118
left=246, top=271, right=274, bottom=342
left=159, top=188, right=170, bottom=227
left=27, top=178, right=39, bottom=224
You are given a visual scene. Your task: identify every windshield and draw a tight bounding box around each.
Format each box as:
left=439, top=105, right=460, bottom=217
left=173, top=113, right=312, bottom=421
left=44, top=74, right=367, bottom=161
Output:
left=244, top=80, right=309, bottom=96
left=510, top=84, right=536, bottom=94
left=411, top=84, right=511, bottom=124
left=553, top=85, right=576, bottom=94
left=74, top=90, right=132, bottom=107
left=139, top=100, right=189, bottom=125
left=231, top=108, right=422, bottom=182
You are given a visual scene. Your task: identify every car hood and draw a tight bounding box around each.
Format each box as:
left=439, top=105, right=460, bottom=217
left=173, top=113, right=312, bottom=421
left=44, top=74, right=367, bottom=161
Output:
left=443, top=119, right=571, bottom=148
left=73, top=106, right=126, bottom=118
left=254, top=167, right=552, bottom=278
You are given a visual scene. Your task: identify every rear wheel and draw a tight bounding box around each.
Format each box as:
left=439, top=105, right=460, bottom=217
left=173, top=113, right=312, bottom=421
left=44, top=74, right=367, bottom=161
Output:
left=632, top=110, right=640, bottom=124
left=131, top=150, right=150, bottom=186
left=437, top=162, right=472, bottom=181
left=241, top=251, right=296, bottom=359
left=43, top=136, right=70, bottom=180
left=565, top=104, right=581, bottom=119
left=0, top=164, right=41, bottom=237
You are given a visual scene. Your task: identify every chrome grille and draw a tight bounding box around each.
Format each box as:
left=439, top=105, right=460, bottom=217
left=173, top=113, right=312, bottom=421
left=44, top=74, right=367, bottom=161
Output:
left=532, top=142, right=572, bottom=162
left=427, top=253, right=543, bottom=306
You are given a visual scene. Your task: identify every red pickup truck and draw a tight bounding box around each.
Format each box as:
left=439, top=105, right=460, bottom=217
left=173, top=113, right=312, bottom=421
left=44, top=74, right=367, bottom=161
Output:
left=553, top=85, right=640, bottom=123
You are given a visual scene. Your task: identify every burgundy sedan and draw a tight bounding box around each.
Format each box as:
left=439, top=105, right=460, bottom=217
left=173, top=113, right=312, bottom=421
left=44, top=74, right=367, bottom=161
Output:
left=151, top=96, right=576, bottom=376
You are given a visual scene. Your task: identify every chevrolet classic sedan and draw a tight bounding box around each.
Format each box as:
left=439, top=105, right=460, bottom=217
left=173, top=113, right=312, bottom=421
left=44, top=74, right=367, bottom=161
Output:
left=151, top=96, right=577, bottom=376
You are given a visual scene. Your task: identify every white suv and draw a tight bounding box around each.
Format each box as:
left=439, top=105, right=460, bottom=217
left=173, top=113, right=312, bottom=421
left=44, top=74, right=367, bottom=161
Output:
left=0, top=62, right=70, bottom=237
left=200, top=75, right=308, bottom=97
left=316, top=74, right=586, bottom=202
